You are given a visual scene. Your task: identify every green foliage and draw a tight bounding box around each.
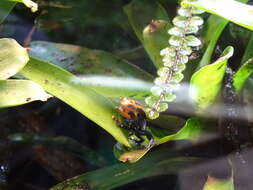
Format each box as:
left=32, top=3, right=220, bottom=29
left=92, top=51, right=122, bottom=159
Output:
left=51, top=147, right=201, bottom=190
left=2, top=0, right=253, bottom=189
left=19, top=57, right=131, bottom=147
left=0, top=1, right=16, bottom=24
left=190, top=46, right=234, bottom=110
left=0, top=38, right=29, bottom=80
left=182, top=0, right=251, bottom=30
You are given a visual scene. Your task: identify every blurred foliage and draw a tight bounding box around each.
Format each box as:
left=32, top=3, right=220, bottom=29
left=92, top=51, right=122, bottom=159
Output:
left=1, top=0, right=253, bottom=190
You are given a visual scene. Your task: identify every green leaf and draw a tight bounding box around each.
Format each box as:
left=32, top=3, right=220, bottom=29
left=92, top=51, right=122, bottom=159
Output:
left=241, top=33, right=253, bottom=63
left=0, top=79, right=51, bottom=108
left=124, top=0, right=170, bottom=42
left=0, top=1, right=16, bottom=24
left=19, top=57, right=131, bottom=147
left=124, top=0, right=172, bottom=68
left=182, top=0, right=252, bottom=31
left=233, top=58, right=253, bottom=93
left=198, top=15, right=228, bottom=68
left=203, top=176, right=234, bottom=190
left=29, top=41, right=153, bottom=98
left=8, top=133, right=107, bottom=167
left=190, top=46, right=234, bottom=109
left=156, top=117, right=204, bottom=145
left=0, top=38, right=29, bottom=80
left=51, top=147, right=201, bottom=190
left=143, top=20, right=171, bottom=68
left=113, top=117, right=202, bottom=163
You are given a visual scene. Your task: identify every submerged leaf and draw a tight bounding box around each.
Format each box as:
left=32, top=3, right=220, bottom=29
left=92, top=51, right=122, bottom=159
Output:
left=0, top=1, right=16, bottom=24
left=233, top=58, right=253, bottom=93
left=156, top=117, right=204, bottom=145
left=182, top=0, right=252, bottom=31
left=203, top=176, right=234, bottom=190
left=0, top=79, right=51, bottom=108
left=51, top=147, right=201, bottom=190
left=190, top=46, right=234, bottom=109
left=0, top=38, right=29, bottom=80
left=19, top=57, right=130, bottom=147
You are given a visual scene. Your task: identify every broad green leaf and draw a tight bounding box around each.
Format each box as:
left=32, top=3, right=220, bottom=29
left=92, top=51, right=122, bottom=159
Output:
left=51, top=147, right=200, bottom=190
left=8, top=133, right=107, bottom=167
left=29, top=41, right=153, bottom=98
left=190, top=46, right=234, bottom=109
left=182, top=0, right=253, bottom=31
left=114, top=117, right=202, bottom=163
left=156, top=117, right=203, bottom=145
left=124, top=0, right=172, bottom=68
left=124, top=0, right=170, bottom=42
left=0, top=79, right=51, bottom=108
left=0, top=1, right=16, bottom=24
left=143, top=20, right=171, bottom=68
left=233, top=58, right=253, bottom=92
left=7, top=0, right=38, bottom=12
left=241, top=33, right=253, bottom=63
left=19, top=57, right=130, bottom=147
left=114, top=142, right=152, bottom=163
left=203, top=176, right=234, bottom=190
left=198, top=16, right=228, bottom=68
left=0, top=38, right=29, bottom=80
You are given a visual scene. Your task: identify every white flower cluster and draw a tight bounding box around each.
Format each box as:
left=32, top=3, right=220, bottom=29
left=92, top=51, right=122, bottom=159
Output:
left=145, top=5, right=205, bottom=119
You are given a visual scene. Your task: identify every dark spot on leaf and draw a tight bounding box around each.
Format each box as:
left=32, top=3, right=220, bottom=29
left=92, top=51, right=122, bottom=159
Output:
left=44, top=80, right=48, bottom=84
left=26, top=97, right=31, bottom=102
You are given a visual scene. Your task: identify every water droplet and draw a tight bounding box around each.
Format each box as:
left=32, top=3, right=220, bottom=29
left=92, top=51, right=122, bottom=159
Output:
left=185, top=35, right=201, bottom=47
left=168, top=27, right=185, bottom=37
